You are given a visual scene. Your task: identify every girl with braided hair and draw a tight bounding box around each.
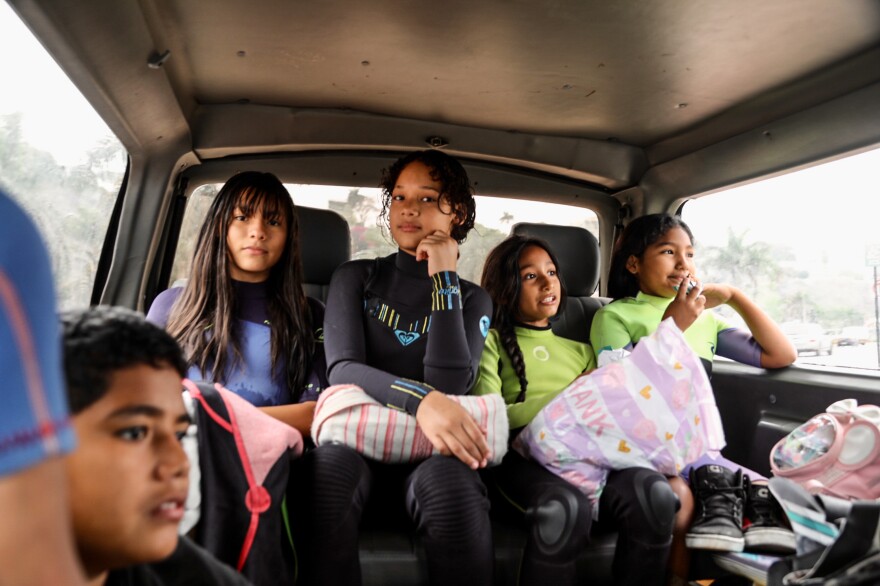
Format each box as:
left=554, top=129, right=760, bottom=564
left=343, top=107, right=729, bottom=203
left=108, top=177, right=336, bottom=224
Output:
left=477, top=235, right=591, bottom=429
left=474, top=234, right=689, bottom=586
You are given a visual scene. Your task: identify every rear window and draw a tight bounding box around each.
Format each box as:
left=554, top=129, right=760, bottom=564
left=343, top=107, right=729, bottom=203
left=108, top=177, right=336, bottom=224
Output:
left=171, top=184, right=599, bottom=286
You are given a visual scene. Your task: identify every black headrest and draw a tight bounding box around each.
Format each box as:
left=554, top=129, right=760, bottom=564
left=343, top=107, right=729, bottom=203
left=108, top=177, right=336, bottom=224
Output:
left=511, top=222, right=600, bottom=297
left=296, top=206, right=350, bottom=289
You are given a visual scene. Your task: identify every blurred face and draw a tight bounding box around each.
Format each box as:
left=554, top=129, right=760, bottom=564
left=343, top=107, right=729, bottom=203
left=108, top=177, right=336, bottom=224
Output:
left=626, top=226, right=696, bottom=298
left=226, top=205, right=287, bottom=282
left=66, top=364, right=190, bottom=579
left=389, top=161, right=457, bottom=255
left=517, top=245, right=560, bottom=327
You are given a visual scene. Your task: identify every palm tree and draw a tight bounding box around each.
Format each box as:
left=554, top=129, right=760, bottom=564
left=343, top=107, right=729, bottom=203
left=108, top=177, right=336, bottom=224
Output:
left=701, top=228, right=782, bottom=300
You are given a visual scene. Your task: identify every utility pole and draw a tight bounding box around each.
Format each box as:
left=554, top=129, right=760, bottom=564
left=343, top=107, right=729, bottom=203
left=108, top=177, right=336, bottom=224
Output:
left=867, top=245, right=880, bottom=367
left=875, top=265, right=880, bottom=368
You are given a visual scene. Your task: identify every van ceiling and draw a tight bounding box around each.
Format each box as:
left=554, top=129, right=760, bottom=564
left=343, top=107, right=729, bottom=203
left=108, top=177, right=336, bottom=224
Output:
left=9, top=0, right=880, bottom=193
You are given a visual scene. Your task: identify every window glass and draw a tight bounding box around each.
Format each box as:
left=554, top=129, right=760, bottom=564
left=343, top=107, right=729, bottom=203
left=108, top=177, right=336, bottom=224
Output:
left=682, top=147, right=880, bottom=371
left=172, top=184, right=598, bottom=286
left=0, top=4, right=126, bottom=310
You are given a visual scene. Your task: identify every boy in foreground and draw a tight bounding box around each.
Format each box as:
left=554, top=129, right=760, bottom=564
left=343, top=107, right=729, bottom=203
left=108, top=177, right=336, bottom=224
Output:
left=61, top=305, right=251, bottom=586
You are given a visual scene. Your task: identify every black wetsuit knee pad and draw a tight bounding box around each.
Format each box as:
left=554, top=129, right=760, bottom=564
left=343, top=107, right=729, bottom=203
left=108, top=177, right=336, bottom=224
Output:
left=632, top=469, right=677, bottom=539
left=528, top=485, right=590, bottom=557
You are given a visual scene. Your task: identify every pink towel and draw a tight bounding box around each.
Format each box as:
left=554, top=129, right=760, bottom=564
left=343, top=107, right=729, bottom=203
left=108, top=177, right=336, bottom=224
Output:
left=312, top=384, right=509, bottom=465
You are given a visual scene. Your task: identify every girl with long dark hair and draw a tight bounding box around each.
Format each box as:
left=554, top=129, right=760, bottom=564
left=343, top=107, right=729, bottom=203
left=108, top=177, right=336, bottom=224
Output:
left=147, top=171, right=326, bottom=435
left=593, top=213, right=796, bottom=557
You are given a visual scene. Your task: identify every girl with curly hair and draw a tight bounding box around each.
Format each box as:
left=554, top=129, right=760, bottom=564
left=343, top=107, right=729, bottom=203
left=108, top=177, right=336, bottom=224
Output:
left=292, top=150, right=495, bottom=586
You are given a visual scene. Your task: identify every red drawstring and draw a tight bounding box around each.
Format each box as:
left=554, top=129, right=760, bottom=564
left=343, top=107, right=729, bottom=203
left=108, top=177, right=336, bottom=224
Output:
left=185, top=380, right=269, bottom=571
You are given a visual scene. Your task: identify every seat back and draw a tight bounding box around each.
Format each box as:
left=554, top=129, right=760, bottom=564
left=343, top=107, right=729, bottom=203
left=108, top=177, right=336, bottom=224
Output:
left=510, top=222, right=608, bottom=345
left=296, top=205, right=350, bottom=302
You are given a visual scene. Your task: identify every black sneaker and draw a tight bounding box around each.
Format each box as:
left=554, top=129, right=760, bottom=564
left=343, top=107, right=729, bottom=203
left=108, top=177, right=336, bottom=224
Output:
left=743, top=478, right=796, bottom=554
left=685, top=464, right=745, bottom=552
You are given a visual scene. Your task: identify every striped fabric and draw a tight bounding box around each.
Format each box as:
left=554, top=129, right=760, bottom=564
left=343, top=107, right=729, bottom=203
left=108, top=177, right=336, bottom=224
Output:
left=312, top=384, right=508, bottom=465
left=369, top=301, right=431, bottom=335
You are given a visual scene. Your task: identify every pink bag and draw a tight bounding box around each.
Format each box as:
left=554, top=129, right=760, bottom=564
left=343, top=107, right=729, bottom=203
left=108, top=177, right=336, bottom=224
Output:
left=770, top=399, right=880, bottom=500
left=514, top=318, right=725, bottom=507
left=312, top=384, right=509, bottom=465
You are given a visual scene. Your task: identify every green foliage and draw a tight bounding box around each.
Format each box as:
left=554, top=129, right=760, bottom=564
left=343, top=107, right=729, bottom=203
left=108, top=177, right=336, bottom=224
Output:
left=0, top=112, right=126, bottom=309
left=700, top=227, right=874, bottom=333
left=329, top=188, right=396, bottom=260
left=458, top=223, right=508, bottom=283
left=700, top=228, right=789, bottom=302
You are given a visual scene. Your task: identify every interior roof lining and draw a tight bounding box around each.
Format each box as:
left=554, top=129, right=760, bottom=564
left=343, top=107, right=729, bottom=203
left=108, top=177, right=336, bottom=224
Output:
left=9, top=0, right=880, bottom=189
left=180, top=150, right=616, bottom=208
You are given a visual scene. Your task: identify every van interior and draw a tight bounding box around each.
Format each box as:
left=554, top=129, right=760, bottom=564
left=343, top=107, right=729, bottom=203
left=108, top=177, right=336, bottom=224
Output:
left=6, top=0, right=880, bottom=583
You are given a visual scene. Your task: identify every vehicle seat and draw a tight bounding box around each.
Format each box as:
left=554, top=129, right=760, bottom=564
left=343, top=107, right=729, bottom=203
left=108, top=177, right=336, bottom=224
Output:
left=296, top=205, right=350, bottom=302
left=510, top=222, right=608, bottom=344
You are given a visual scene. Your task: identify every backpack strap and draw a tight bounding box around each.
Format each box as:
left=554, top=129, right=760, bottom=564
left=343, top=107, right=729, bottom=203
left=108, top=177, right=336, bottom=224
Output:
left=183, top=379, right=270, bottom=571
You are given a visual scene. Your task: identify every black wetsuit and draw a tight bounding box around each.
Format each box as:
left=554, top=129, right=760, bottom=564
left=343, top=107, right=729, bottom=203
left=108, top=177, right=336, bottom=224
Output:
left=147, top=280, right=328, bottom=405
left=291, top=251, right=495, bottom=586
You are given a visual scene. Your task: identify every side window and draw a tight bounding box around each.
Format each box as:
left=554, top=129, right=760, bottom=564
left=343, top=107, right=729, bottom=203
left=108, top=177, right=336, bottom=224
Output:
left=0, top=5, right=126, bottom=310
left=171, top=184, right=599, bottom=286
left=171, top=184, right=218, bottom=286
left=682, top=147, right=880, bottom=371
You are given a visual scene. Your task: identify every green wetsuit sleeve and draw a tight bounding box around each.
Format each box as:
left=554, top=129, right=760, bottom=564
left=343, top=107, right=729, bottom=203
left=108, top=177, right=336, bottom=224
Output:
left=590, top=303, right=636, bottom=358
left=471, top=329, right=540, bottom=430
left=584, top=344, right=598, bottom=371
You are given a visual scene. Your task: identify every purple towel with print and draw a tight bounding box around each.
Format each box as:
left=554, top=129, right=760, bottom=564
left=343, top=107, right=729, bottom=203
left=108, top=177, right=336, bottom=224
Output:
left=515, top=318, right=725, bottom=509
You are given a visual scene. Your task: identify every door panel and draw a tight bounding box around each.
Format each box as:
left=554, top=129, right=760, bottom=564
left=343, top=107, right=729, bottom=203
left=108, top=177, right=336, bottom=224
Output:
left=711, top=362, right=880, bottom=477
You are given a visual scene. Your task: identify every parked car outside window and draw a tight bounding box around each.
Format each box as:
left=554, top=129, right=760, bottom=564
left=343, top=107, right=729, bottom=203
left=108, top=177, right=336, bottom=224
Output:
left=781, top=322, right=835, bottom=356
left=837, top=326, right=870, bottom=346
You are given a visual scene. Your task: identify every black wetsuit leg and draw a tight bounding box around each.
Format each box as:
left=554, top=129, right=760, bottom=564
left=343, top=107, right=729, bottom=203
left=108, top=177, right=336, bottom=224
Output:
left=490, top=450, right=592, bottom=585
left=599, top=467, right=676, bottom=586
left=289, top=443, right=372, bottom=586
left=405, top=455, right=494, bottom=586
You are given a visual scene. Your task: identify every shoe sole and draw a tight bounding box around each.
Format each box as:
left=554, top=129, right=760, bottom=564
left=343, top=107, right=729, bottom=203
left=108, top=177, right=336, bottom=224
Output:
left=711, top=552, right=776, bottom=585
left=685, top=533, right=745, bottom=552
left=744, top=528, right=796, bottom=554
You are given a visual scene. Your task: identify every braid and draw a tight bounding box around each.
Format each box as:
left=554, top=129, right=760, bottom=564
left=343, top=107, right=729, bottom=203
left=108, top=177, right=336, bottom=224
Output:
left=482, top=234, right=568, bottom=406
left=499, top=318, right=529, bottom=403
